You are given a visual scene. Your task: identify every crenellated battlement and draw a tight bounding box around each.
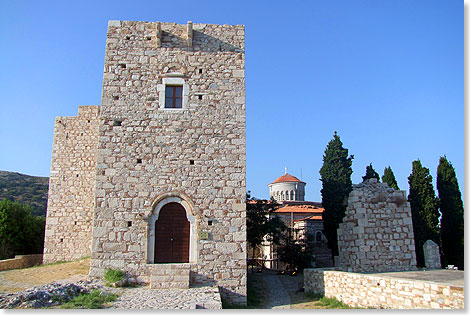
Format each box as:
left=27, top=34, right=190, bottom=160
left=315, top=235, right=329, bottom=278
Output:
left=106, top=20, right=244, bottom=51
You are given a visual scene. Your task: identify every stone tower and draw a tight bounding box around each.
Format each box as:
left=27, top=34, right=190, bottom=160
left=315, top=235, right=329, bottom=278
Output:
left=44, top=20, right=246, bottom=305
left=43, top=106, right=100, bottom=263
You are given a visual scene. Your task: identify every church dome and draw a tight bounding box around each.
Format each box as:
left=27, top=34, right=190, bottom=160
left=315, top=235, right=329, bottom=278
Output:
left=268, top=171, right=306, bottom=202
left=271, top=173, right=305, bottom=184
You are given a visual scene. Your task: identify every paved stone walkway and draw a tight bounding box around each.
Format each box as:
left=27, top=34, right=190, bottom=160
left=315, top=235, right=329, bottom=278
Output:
left=262, top=274, right=292, bottom=309
left=107, top=285, right=222, bottom=309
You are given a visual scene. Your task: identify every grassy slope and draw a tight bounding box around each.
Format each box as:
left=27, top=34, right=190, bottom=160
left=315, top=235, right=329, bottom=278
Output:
left=0, top=170, right=49, bottom=216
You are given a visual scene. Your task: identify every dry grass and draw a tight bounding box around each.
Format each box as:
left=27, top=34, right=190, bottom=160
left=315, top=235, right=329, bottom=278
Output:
left=0, top=257, right=90, bottom=293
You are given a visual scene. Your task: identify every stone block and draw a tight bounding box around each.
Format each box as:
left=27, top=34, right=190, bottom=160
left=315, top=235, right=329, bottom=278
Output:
left=423, top=240, right=441, bottom=269
left=108, top=20, right=121, bottom=27
left=103, top=243, right=126, bottom=252
left=232, top=70, right=244, bottom=77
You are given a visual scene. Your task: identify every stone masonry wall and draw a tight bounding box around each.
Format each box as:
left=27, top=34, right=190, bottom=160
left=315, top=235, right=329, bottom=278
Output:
left=89, top=21, right=246, bottom=305
left=43, top=106, right=100, bottom=263
left=337, top=179, right=417, bottom=272
left=0, top=254, right=43, bottom=271
left=304, top=269, right=464, bottom=309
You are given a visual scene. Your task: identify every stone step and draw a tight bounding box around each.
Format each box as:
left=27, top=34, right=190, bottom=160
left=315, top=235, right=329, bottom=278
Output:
left=148, top=263, right=190, bottom=289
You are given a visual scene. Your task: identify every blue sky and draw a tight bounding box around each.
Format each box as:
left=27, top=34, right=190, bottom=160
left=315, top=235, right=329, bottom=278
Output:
left=0, top=0, right=464, bottom=203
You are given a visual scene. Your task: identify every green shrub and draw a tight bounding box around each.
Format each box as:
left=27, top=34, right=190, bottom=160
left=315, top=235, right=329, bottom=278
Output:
left=60, top=290, right=118, bottom=309
left=306, top=292, right=323, bottom=300
left=103, top=268, right=124, bottom=284
left=0, top=199, right=45, bottom=259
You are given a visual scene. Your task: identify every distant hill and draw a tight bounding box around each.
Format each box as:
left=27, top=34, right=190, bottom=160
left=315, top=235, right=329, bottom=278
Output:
left=0, top=171, right=49, bottom=217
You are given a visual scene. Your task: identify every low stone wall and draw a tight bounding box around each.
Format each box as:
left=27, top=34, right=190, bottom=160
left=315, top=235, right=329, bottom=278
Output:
left=304, top=268, right=464, bottom=309
left=0, top=254, right=43, bottom=271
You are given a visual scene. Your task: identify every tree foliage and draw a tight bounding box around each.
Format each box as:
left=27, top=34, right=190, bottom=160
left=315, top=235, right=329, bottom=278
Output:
left=382, top=166, right=399, bottom=190
left=277, top=227, right=313, bottom=271
left=246, top=192, right=286, bottom=263
left=437, top=156, right=464, bottom=269
left=319, top=132, right=353, bottom=258
left=0, top=199, right=46, bottom=260
left=407, top=160, right=440, bottom=267
left=362, top=163, right=380, bottom=182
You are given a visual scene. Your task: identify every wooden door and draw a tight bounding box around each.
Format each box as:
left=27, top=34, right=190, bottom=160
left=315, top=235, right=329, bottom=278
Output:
left=154, top=202, right=190, bottom=263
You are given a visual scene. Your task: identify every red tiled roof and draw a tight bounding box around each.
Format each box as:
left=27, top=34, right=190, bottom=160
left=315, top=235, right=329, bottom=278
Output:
left=274, top=204, right=324, bottom=214
left=270, top=173, right=305, bottom=184
left=282, top=201, right=323, bottom=207
left=294, top=215, right=323, bottom=222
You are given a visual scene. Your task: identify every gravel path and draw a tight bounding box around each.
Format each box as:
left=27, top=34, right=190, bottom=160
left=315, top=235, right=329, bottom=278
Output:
left=107, top=285, right=222, bottom=309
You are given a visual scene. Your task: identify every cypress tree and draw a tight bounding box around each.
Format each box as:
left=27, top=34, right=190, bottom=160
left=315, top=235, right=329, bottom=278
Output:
left=437, top=156, right=464, bottom=269
left=319, top=131, right=353, bottom=258
left=362, top=163, right=380, bottom=182
left=407, top=160, right=440, bottom=267
left=382, top=166, right=399, bottom=190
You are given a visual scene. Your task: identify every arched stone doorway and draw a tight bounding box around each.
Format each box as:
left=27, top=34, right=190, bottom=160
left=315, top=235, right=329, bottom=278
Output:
left=147, top=195, right=197, bottom=264
left=154, top=202, right=189, bottom=263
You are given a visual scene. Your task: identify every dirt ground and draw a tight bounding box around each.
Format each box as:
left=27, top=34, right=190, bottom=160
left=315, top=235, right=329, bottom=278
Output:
left=0, top=258, right=90, bottom=293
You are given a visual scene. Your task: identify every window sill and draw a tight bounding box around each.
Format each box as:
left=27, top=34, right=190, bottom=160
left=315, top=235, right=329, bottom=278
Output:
left=158, top=107, right=188, bottom=111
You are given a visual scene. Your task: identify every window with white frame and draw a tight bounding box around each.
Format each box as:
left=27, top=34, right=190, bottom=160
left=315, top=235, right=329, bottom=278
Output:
left=165, top=85, right=183, bottom=108
left=157, top=76, right=189, bottom=110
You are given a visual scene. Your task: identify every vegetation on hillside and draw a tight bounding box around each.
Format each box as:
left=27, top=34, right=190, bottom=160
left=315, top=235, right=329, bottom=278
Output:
left=0, top=200, right=46, bottom=260
left=0, top=171, right=48, bottom=217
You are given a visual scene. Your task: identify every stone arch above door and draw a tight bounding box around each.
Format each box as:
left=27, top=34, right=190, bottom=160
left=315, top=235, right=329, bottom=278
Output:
left=147, top=194, right=197, bottom=264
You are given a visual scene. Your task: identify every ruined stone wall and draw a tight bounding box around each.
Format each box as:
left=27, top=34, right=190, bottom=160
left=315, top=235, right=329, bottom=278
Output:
left=89, top=21, right=246, bottom=305
left=43, top=106, right=100, bottom=263
left=337, top=179, right=417, bottom=272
